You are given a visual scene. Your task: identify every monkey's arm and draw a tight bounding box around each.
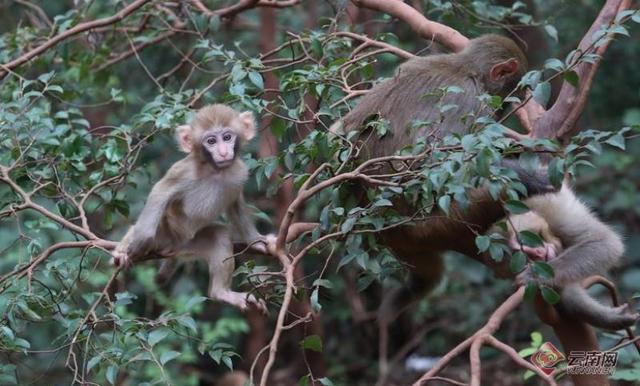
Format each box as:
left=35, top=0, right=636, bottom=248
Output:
left=228, top=193, right=263, bottom=244
left=518, top=234, right=623, bottom=288
left=126, top=176, right=182, bottom=260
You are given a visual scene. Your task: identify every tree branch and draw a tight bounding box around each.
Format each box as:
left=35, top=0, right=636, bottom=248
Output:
left=0, top=0, right=152, bottom=78
left=412, top=287, right=558, bottom=386
left=533, top=0, right=631, bottom=139
left=351, top=0, right=468, bottom=52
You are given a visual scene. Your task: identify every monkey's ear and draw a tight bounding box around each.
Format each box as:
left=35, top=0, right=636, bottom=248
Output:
left=238, top=111, right=256, bottom=141
left=175, top=125, right=193, bottom=153
left=489, top=58, right=520, bottom=82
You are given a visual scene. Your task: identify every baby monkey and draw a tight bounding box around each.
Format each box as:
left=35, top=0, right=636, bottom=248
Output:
left=501, top=189, right=638, bottom=330
left=113, top=104, right=273, bottom=311
left=502, top=211, right=562, bottom=262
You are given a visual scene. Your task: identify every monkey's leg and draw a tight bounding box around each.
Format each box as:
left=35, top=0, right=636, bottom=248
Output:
left=376, top=242, right=444, bottom=382
left=558, top=284, right=639, bottom=330
left=517, top=239, right=621, bottom=287
left=155, top=259, right=178, bottom=285
left=181, top=225, right=266, bottom=312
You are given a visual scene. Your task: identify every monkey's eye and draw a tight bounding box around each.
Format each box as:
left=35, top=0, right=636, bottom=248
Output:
left=206, top=137, right=216, bottom=145
left=223, top=134, right=232, bottom=141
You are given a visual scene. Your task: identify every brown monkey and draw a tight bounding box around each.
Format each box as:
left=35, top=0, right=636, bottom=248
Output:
left=333, top=34, right=635, bottom=330
left=113, top=104, right=273, bottom=311
left=512, top=184, right=639, bottom=329
left=332, top=34, right=526, bottom=150
left=334, top=35, right=545, bottom=321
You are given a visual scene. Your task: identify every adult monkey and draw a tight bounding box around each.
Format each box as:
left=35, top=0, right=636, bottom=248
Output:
left=331, top=34, right=527, bottom=149
left=332, top=35, right=545, bottom=313
left=333, top=35, right=551, bottom=380
left=333, top=34, right=637, bottom=331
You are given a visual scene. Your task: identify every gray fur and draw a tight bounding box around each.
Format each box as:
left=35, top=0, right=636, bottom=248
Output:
left=112, top=105, right=268, bottom=312
left=520, top=184, right=638, bottom=329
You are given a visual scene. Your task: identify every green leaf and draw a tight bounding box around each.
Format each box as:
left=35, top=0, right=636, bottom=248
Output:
left=0, top=326, right=14, bottom=340
left=47, top=85, right=64, bottom=94
left=524, top=282, right=538, bottom=301
left=310, top=37, right=323, bottom=57
left=543, top=58, right=564, bottom=71
left=248, top=71, right=264, bottom=90
left=563, top=70, right=579, bottom=87
left=475, top=148, right=492, bottom=177
left=299, top=335, right=323, bottom=352
left=177, top=315, right=198, bottom=333
left=544, top=25, right=558, bottom=41
left=319, top=377, right=335, bottom=386
left=489, top=243, right=505, bottom=262
left=312, top=279, right=334, bottom=289
left=531, top=331, right=543, bottom=347
left=548, top=157, right=564, bottom=188
left=532, top=82, right=551, bottom=106
left=605, top=132, right=625, bottom=150
left=299, top=375, right=311, bottom=386
left=438, top=195, right=451, bottom=216
left=209, top=349, right=223, bottom=363
left=271, top=117, right=286, bottom=140
left=533, top=261, right=555, bottom=279
left=38, top=71, right=54, bottom=83
left=518, top=347, right=537, bottom=357
left=209, top=15, right=221, bottom=31
left=148, top=329, right=170, bottom=347
left=106, top=365, right=118, bottom=385
left=518, top=230, right=544, bottom=247
left=541, top=286, right=561, bottom=304
left=510, top=251, right=527, bottom=273
left=160, top=350, right=180, bottom=365
left=310, top=288, right=322, bottom=312
left=461, top=134, right=477, bottom=151
left=373, top=198, right=392, bottom=207
left=222, top=355, right=234, bottom=370
left=475, top=235, right=491, bottom=253
left=185, top=296, right=208, bottom=311
left=504, top=200, right=529, bottom=214
left=86, top=355, right=101, bottom=373
left=341, top=217, right=356, bottom=233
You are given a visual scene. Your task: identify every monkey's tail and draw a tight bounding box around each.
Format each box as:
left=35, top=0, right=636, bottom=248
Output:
left=559, top=284, right=639, bottom=330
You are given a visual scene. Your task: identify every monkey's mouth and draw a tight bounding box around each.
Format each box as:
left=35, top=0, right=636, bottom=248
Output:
left=216, top=159, right=234, bottom=168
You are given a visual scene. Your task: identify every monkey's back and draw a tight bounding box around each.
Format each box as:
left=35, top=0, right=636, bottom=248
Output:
left=341, top=55, right=490, bottom=159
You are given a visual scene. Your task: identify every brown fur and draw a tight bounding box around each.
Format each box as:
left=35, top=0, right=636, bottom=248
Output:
left=338, top=34, right=526, bottom=159
left=360, top=35, right=541, bottom=325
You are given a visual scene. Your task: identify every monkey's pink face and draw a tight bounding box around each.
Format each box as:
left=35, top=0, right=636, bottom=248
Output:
left=201, top=129, right=238, bottom=168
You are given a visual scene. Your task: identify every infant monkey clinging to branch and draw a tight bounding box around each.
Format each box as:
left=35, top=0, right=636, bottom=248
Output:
left=501, top=185, right=639, bottom=330
left=112, top=104, right=274, bottom=312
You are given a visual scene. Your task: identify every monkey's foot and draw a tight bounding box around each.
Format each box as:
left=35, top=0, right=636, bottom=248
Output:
left=111, top=246, right=131, bottom=268
left=515, top=267, right=555, bottom=288
left=213, top=291, right=267, bottom=314
left=608, top=303, right=640, bottom=329
left=251, top=234, right=278, bottom=255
